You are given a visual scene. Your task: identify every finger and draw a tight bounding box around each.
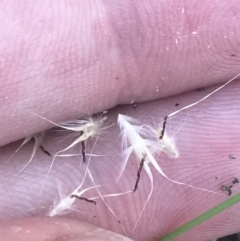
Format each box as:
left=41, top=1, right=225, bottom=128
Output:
left=0, top=217, right=133, bottom=241
left=1, top=0, right=240, bottom=146
left=1, top=80, right=240, bottom=240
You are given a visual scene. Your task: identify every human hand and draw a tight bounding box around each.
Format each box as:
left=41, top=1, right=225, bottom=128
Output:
left=1, top=1, right=240, bottom=241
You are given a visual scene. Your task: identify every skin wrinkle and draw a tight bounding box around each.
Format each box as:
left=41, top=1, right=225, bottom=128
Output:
left=1, top=1, right=240, bottom=147
left=0, top=81, right=240, bottom=240
left=0, top=1, right=240, bottom=240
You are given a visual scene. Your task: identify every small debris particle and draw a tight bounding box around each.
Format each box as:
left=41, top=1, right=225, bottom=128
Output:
left=175, top=103, right=179, bottom=107
left=230, top=154, right=237, bottom=159
left=132, top=104, right=138, bottom=113
left=220, top=185, right=232, bottom=196
left=231, top=54, right=235, bottom=57
left=220, top=178, right=239, bottom=196
left=130, top=99, right=135, bottom=104
left=215, top=177, right=218, bottom=179
left=220, top=185, right=227, bottom=190
left=196, top=87, right=206, bottom=92
left=232, top=178, right=239, bottom=184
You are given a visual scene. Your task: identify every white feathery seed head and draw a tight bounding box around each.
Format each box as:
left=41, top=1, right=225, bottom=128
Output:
left=117, top=114, right=161, bottom=230
left=117, top=114, right=162, bottom=177
left=32, top=113, right=111, bottom=190
left=60, top=115, right=108, bottom=138
left=49, top=181, right=99, bottom=217
left=117, top=114, right=225, bottom=194
left=117, top=113, right=225, bottom=230
left=27, top=112, right=108, bottom=147
left=52, top=115, right=108, bottom=154
left=155, top=127, right=179, bottom=158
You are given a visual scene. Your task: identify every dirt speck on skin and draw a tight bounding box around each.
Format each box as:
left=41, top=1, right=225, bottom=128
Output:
left=220, top=178, right=239, bottom=196
left=220, top=185, right=232, bottom=196
left=230, top=154, right=237, bottom=159
left=133, top=104, right=137, bottom=112
left=232, top=178, right=239, bottom=184
left=196, top=87, right=206, bottom=92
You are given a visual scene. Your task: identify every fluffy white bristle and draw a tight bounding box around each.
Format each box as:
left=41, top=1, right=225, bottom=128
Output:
left=49, top=182, right=99, bottom=217
left=155, top=127, right=179, bottom=158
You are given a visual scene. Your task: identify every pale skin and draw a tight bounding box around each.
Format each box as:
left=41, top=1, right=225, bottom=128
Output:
left=1, top=1, right=240, bottom=241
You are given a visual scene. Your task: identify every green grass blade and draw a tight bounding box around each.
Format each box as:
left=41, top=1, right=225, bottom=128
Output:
left=158, top=192, right=240, bottom=241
